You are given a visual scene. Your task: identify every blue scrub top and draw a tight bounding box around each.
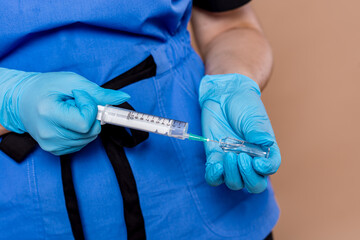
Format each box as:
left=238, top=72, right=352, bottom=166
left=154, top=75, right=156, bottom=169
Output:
left=0, top=1, right=279, bottom=239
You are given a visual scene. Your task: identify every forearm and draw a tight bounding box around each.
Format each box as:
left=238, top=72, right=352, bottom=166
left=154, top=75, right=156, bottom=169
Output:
left=201, top=28, right=272, bottom=89
left=0, top=124, right=10, bottom=136
left=191, top=6, right=273, bottom=90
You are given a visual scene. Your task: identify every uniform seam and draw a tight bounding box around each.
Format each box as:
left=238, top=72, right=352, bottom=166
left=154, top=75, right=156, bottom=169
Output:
left=154, top=46, right=193, bottom=79
left=30, top=156, right=47, bottom=239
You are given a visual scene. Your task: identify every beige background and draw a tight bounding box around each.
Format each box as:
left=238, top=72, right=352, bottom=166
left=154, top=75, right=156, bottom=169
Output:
left=252, top=0, right=360, bottom=239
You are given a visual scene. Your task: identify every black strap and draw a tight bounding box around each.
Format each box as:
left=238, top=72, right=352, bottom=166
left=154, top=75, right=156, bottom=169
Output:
left=0, top=133, right=37, bottom=163
left=102, top=55, right=156, bottom=90
left=193, top=0, right=251, bottom=12
left=100, top=105, right=148, bottom=239
left=264, top=232, right=273, bottom=240
left=61, top=55, right=156, bottom=240
left=61, top=155, right=85, bottom=240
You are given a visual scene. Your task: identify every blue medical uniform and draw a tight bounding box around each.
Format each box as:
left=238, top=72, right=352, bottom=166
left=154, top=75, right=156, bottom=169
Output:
left=0, top=1, right=279, bottom=239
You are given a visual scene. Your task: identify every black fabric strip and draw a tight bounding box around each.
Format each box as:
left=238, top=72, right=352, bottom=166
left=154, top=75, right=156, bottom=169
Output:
left=100, top=128, right=146, bottom=240
left=193, top=0, right=251, bottom=12
left=60, top=155, right=85, bottom=240
left=61, top=55, right=155, bottom=240
left=0, top=133, right=37, bottom=163
left=264, top=232, right=273, bottom=240
left=102, top=55, right=156, bottom=90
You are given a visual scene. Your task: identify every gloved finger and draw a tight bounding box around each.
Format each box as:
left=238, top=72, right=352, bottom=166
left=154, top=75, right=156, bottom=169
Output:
left=87, top=86, right=130, bottom=106
left=41, top=134, right=97, bottom=155
left=56, top=118, right=101, bottom=140
left=64, top=98, right=76, bottom=107
left=237, top=153, right=268, bottom=193
left=201, top=100, right=233, bottom=149
left=50, top=90, right=98, bottom=134
left=52, top=143, right=93, bottom=156
left=205, top=151, right=225, bottom=186
left=253, top=143, right=281, bottom=175
left=223, top=153, right=244, bottom=190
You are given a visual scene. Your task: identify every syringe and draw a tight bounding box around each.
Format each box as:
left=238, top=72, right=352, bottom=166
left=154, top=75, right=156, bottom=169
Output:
left=96, top=105, right=270, bottom=158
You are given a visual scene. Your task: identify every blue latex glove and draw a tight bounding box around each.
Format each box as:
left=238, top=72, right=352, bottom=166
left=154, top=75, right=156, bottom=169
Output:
left=0, top=68, right=130, bottom=155
left=199, top=74, right=281, bottom=193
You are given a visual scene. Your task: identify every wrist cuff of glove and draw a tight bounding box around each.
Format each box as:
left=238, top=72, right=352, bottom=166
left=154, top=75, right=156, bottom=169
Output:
left=0, top=68, right=37, bottom=133
left=198, top=73, right=261, bottom=107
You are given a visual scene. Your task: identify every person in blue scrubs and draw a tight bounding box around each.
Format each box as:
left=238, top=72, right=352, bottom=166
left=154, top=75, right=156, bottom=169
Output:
left=0, top=0, right=281, bottom=239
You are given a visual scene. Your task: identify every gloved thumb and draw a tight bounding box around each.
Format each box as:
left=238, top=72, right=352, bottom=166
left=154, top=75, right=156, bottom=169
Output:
left=244, top=129, right=274, bottom=147
left=87, top=86, right=131, bottom=106
left=225, top=93, right=275, bottom=147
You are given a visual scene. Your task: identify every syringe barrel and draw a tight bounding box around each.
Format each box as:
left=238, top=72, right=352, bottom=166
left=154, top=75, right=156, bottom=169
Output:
left=97, top=105, right=189, bottom=139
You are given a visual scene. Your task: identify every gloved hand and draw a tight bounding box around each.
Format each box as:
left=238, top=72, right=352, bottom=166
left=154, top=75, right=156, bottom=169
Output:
left=0, top=68, right=130, bottom=155
left=199, top=74, right=281, bottom=193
